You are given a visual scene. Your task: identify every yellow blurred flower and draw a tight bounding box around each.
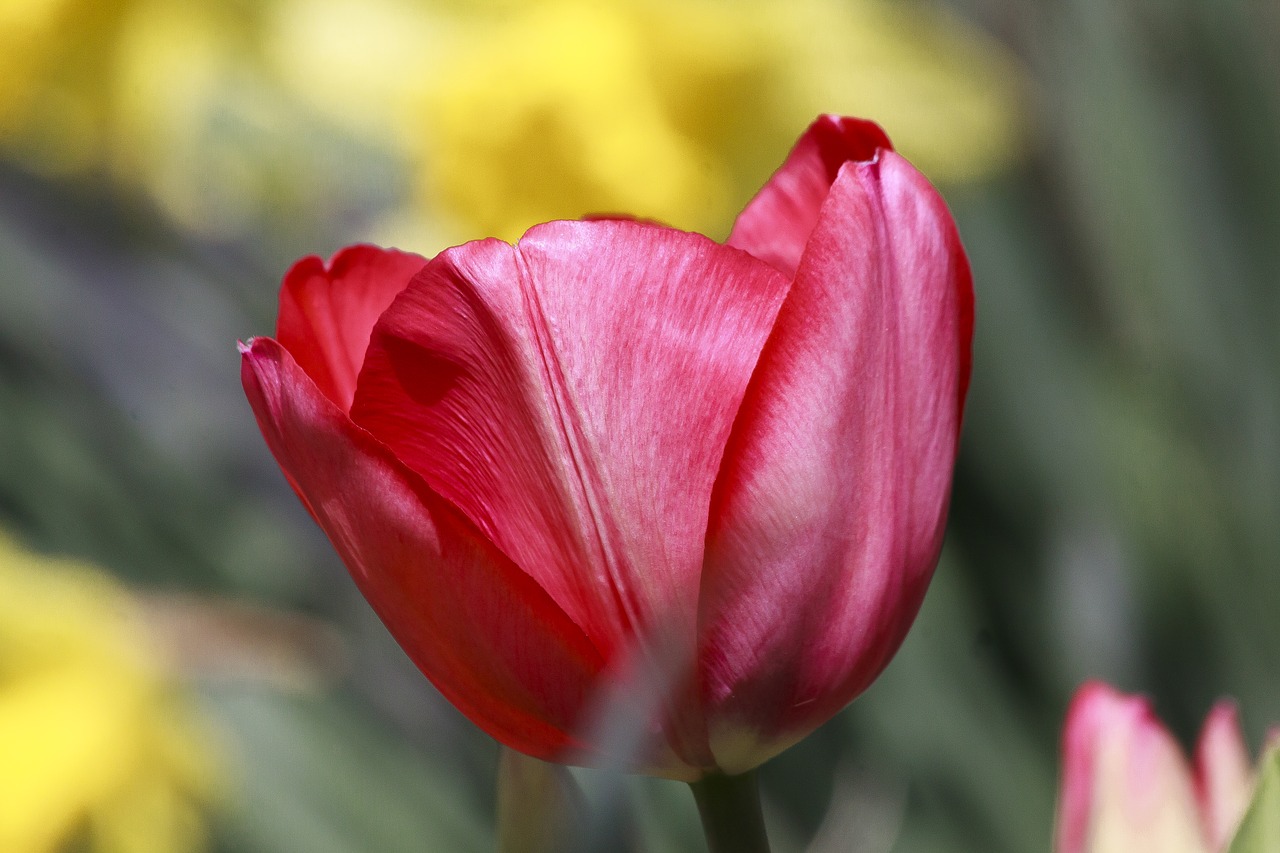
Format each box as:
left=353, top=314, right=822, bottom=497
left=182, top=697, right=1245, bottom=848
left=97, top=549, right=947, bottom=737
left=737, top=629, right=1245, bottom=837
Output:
left=278, top=0, right=1027, bottom=242
left=0, top=0, right=348, bottom=237
left=107, top=0, right=321, bottom=237
left=0, top=0, right=1026, bottom=242
left=0, top=0, right=129, bottom=172
left=418, top=0, right=731, bottom=241
left=0, top=532, right=215, bottom=853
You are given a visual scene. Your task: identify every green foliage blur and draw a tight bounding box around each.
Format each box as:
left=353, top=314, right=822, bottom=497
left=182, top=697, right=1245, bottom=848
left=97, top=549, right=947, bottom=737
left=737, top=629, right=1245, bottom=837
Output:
left=1, top=0, right=1277, bottom=850
left=1230, top=746, right=1280, bottom=853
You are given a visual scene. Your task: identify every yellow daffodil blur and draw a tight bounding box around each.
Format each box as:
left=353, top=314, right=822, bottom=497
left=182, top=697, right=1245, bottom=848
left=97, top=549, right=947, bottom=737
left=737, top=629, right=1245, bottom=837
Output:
left=283, top=0, right=1028, bottom=242
left=0, top=0, right=1025, bottom=241
left=0, top=532, right=215, bottom=853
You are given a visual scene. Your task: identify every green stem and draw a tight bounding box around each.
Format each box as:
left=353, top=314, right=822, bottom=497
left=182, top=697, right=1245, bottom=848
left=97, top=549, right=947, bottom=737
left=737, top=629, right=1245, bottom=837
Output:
left=689, top=770, right=771, bottom=853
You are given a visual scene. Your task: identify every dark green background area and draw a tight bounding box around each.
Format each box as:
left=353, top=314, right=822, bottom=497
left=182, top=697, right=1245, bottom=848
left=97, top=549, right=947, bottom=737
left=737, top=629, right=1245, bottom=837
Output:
left=2, top=0, right=1277, bottom=850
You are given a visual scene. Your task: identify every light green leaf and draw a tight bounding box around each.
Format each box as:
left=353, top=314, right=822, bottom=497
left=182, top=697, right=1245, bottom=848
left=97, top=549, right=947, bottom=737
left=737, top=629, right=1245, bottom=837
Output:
left=1227, top=744, right=1280, bottom=853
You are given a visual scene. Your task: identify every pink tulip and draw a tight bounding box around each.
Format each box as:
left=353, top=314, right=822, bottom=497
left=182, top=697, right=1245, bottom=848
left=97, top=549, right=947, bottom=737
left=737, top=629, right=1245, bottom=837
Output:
left=1055, top=681, right=1266, bottom=853
left=240, top=115, right=973, bottom=779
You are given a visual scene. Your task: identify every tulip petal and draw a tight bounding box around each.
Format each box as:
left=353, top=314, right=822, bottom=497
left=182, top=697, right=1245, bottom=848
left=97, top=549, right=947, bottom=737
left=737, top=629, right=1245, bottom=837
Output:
left=699, top=143, right=973, bottom=772
left=241, top=337, right=606, bottom=761
left=727, top=114, right=892, bottom=279
left=1056, top=682, right=1207, bottom=853
left=276, top=245, right=427, bottom=412
left=1195, top=701, right=1255, bottom=851
left=350, top=220, right=790, bottom=679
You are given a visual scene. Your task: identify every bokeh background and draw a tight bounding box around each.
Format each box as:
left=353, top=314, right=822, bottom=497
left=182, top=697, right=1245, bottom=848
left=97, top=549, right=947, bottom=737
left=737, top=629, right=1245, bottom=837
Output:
left=1, top=0, right=1277, bottom=850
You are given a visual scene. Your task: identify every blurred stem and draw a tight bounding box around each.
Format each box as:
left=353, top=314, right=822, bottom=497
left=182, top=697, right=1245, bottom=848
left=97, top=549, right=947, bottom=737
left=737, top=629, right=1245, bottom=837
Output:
left=689, top=770, right=771, bottom=853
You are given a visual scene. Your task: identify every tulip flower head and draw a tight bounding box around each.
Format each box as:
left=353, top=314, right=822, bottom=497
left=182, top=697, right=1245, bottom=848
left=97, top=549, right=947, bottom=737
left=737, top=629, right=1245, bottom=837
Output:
left=1055, top=681, right=1275, bottom=853
left=241, top=115, right=973, bottom=779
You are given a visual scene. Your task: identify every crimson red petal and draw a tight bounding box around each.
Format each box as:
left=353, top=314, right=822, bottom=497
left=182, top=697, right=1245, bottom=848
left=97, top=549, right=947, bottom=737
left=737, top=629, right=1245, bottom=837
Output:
left=700, top=148, right=973, bottom=772
left=241, top=336, right=605, bottom=761
left=276, top=245, right=427, bottom=412
left=349, top=221, right=789, bottom=766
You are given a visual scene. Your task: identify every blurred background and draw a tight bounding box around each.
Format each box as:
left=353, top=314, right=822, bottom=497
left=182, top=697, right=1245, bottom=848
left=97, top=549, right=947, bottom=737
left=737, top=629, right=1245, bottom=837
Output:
left=1, top=0, right=1277, bottom=850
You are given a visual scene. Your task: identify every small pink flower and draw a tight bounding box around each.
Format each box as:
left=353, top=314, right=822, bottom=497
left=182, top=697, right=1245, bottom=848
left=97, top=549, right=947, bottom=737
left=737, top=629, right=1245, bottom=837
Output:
left=241, top=116, right=973, bottom=779
left=1056, top=681, right=1272, bottom=853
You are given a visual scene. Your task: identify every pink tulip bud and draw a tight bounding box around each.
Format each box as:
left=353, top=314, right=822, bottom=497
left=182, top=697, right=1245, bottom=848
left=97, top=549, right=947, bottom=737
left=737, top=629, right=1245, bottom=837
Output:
left=241, top=115, right=973, bottom=779
left=1056, top=682, right=1269, bottom=853
left=1194, top=701, right=1255, bottom=850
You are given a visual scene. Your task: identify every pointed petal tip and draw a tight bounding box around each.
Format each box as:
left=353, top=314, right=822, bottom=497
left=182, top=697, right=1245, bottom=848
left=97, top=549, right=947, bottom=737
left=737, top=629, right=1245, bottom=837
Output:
left=1207, top=698, right=1242, bottom=723
left=728, top=114, right=903, bottom=278
left=1195, top=698, right=1254, bottom=850
left=1073, top=679, right=1118, bottom=704
left=276, top=243, right=429, bottom=412
left=1197, top=700, right=1244, bottom=751
left=238, top=335, right=282, bottom=365
left=239, top=338, right=293, bottom=409
left=1195, top=699, right=1248, bottom=767
left=1057, top=682, right=1156, bottom=853
left=811, top=114, right=894, bottom=162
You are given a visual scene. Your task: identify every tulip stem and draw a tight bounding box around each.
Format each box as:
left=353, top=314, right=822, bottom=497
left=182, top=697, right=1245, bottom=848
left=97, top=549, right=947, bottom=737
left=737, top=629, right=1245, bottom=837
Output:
left=689, top=770, right=771, bottom=853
